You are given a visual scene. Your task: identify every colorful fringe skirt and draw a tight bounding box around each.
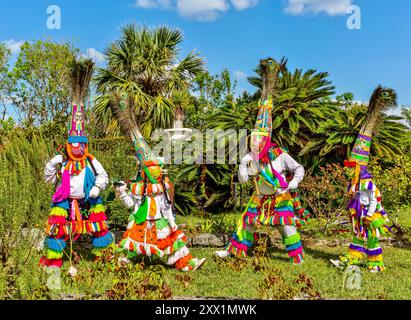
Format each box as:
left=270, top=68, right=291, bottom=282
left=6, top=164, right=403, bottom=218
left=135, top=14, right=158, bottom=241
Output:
left=39, top=197, right=114, bottom=268
left=226, top=191, right=308, bottom=263
left=344, top=205, right=390, bottom=271
left=119, top=217, right=198, bottom=271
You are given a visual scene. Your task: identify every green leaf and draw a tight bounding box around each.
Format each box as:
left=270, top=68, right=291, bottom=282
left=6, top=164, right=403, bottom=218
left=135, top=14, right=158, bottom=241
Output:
left=288, top=115, right=300, bottom=134
left=272, top=115, right=284, bottom=129
left=283, top=109, right=291, bottom=119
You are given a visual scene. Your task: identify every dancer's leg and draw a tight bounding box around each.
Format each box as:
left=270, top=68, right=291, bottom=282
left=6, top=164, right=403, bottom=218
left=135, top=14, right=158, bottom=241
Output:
left=278, top=225, right=304, bottom=265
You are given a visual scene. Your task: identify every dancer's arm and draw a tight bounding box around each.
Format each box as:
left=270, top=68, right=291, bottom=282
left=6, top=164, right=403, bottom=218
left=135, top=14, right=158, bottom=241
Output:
left=89, top=158, right=109, bottom=198
left=116, top=183, right=138, bottom=209
left=366, top=190, right=377, bottom=217
left=44, top=154, right=63, bottom=184
left=161, top=196, right=178, bottom=232
left=282, top=153, right=305, bottom=190
left=91, top=158, right=109, bottom=191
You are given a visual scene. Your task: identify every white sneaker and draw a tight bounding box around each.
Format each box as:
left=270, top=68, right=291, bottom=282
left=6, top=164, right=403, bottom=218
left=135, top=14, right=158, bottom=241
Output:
left=214, top=250, right=231, bottom=258
left=181, top=258, right=207, bottom=272
left=330, top=259, right=343, bottom=267
left=193, top=258, right=207, bottom=271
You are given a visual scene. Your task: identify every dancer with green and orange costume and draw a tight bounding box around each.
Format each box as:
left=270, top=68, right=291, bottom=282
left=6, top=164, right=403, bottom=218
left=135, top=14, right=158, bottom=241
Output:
left=113, top=94, right=206, bottom=271
left=331, top=86, right=397, bottom=273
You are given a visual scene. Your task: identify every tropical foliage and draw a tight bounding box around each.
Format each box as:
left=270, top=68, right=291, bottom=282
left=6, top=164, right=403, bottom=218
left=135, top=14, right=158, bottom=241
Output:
left=93, top=24, right=204, bottom=138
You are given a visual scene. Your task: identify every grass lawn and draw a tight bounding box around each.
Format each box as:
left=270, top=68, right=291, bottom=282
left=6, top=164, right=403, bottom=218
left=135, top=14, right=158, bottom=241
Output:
left=2, top=207, right=410, bottom=300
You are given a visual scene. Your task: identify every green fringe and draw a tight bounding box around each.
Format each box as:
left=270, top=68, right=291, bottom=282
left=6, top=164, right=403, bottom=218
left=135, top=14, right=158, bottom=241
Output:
left=370, top=217, right=385, bottom=230
left=155, top=217, right=169, bottom=230
left=46, top=249, right=64, bottom=260
left=367, top=236, right=380, bottom=249
left=173, top=239, right=187, bottom=252
left=352, top=237, right=365, bottom=246
left=50, top=206, right=68, bottom=217
left=283, top=233, right=301, bottom=246
left=368, top=261, right=384, bottom=267
left=90, top=204, right=105, bottom=213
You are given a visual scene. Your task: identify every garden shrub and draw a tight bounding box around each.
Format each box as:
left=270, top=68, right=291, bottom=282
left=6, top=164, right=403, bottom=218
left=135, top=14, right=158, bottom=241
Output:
left=299, top=163, right=350, bottom=234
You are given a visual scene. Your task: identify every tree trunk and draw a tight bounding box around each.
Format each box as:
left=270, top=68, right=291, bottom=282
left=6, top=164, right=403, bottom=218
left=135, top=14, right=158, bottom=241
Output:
left=173, top=107, right=184, bottom=129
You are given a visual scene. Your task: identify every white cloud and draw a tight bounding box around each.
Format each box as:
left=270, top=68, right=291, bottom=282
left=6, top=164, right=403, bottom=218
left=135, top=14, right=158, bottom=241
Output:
left=234, top=70, right=248, bottom=80
left=176, top=0, right=229, bottom=21
left=231, top=0, right=259, bottom=11
left=284, top=0, right=354, bottom=16
left=133, top=0, right=354, bottom=21
left=135, top=0, right=172, bottom=9
left=83, top=48, right=105, bottom=63
left=2, top=39, right=24, bottom=54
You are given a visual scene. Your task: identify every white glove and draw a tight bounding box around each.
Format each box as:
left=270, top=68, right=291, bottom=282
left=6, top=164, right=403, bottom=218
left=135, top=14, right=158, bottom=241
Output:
left=169, top=221, right=178, bottom=233
left=240, top=154, right=253, bottom=166
left=89, top=186, right=100, bottom=199
left=50, top=154, right=63, bottom=167
left=168, top=218, right=178, bottom=232
left=287, top=179, right=299, bottom=191
left=116, top=182, right=128, bottom=194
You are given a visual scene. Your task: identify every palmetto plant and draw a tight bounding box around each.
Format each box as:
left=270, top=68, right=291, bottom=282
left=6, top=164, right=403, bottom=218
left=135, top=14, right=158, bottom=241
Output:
left=93, top=24, right=204, bottom=138
left=170, top=161, right=232, bottom=216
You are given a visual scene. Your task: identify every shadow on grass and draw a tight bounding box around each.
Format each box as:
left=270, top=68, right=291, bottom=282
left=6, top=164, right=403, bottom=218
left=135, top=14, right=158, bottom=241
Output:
left=303, top=247, right=340, bottom=263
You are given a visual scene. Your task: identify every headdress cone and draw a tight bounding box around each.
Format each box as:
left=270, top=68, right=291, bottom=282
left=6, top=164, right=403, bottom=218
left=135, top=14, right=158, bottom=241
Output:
left=67, top=58, right=94, bottom=144
left=250, top=57, right=286, bottom=162
left=111, top=92, right=163, bottom=182
left=345, top=86, right=397, bottom=184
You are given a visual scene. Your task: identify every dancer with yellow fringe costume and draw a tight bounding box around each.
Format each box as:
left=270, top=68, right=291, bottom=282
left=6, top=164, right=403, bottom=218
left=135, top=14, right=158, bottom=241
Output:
left=112, top=94, right=206, bottom=272
left=39, top=59, right=114, bottom=268
left=215, top=58, right=310, bottom=265
left=331, top=86, right=397, bottom=273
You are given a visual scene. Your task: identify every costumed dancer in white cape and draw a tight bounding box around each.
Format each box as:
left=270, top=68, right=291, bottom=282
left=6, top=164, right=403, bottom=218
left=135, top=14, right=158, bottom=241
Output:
left=215, top=58, right=310, bottom=265
left=113, top=94, right=206, bottom=271
left=40, top=59, right=114, bottom=268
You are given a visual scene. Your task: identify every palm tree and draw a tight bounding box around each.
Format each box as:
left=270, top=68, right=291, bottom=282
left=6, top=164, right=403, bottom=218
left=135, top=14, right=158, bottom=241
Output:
left=93, top=24, right=205, bottom=138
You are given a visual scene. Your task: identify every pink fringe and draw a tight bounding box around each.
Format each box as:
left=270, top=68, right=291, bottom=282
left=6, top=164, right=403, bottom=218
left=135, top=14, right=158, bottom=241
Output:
left=88, top=212, right=107, bottom=222
left=48, top=216, right=67, bottom=225
left=52, top=169, right=70, bottom=203
left=287, top=246, right=303, bottom=257
left=230, top=239, right=249, bottom=252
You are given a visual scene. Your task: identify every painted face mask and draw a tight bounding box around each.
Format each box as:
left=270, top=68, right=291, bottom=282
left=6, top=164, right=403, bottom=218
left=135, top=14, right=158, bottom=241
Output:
left=68, top=142, right=87, bottom=159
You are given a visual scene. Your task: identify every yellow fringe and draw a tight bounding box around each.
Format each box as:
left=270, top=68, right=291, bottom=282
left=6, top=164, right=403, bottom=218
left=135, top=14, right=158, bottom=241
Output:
left=50, top=206, right=68, bottom=217
left=368, top=254, right=383, bottom=262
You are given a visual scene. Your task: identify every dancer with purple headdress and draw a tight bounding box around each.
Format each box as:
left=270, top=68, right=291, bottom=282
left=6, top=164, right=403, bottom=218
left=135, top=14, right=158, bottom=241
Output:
left=331, top=86, right=397, bottom=273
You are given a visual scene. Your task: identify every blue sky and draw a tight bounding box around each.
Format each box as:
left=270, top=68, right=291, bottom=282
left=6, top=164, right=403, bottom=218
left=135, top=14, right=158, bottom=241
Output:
left=1, top=0, right=411, bottom=111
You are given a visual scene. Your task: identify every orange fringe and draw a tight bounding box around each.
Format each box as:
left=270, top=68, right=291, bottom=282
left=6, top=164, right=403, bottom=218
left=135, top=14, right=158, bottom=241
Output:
left=157, top=230, right=186, bottom=251
left=175, top=253, right=193, bottom=270
left=122, top=222, right=157, bottom=245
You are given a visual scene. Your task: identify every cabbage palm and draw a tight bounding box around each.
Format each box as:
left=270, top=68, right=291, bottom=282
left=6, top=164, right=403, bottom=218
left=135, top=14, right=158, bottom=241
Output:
left=93, top=24, right=204, bottom=138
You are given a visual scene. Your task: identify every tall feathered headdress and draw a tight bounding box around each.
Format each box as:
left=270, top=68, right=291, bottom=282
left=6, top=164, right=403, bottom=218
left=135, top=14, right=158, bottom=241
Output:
left=68, top=58, right=94, bottom=144
left=110, top=93, right=163, bottom=183
left=345, top=86, right=397, bottom=187
left=250, top=57, right=287, bottom=163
